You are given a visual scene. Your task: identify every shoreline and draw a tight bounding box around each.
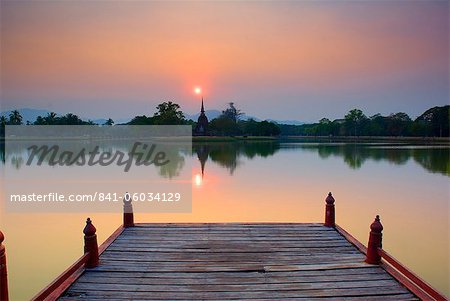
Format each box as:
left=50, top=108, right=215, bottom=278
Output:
left=1, top=135, right=449, bottom=144
left=193, top=135, right=450, bottom=144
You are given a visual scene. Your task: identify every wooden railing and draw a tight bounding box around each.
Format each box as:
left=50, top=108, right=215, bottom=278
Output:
left=0, top=231, right=8, bottom=301
left=30, top=253, right=90, bottom=301
left=378, top=248, right=448, bottom=301
left=30, top=223, right=125, bottom=301
left=30, top=198, right=132, bottom=301
left=1, top=193, right=446, bottom=301
left=325, top=192, right=448, bottom=301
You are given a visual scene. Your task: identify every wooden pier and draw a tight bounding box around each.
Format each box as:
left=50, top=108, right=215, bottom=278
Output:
left=59, top=223, right=418, bottom=300
left=1, top=193, right=447, bottom=301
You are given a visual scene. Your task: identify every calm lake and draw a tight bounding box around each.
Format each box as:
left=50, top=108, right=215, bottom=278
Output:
left=0, top=140, right=449, bottom=300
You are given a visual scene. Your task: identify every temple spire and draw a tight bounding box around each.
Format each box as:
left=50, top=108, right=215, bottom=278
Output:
left=194, top=96, right=209, bottom=136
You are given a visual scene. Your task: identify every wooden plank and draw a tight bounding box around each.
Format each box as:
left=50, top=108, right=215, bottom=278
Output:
left=335, top=224, right=367, bottom=254
left=104, top=246, right=364, bottom=256
left=107, top=240, right=352, bottom=247
left=76, top=273, right=393, bottom=285
left=91, top=261, right=372, bottom=273
left=61, top=286, right=413, bottom=299
left=123, top=230, right=334, bottom=234
left=68, top=279, right=406, bottom=292
left=99, top=251, right=362, bottom=262
left=98, top=254, right=365, bottom=265
left=124, top=226, right=334, bottom=231
left=56, top=223, right=423, bottom=301
left=115, top=233, right=343, bottom=239
left=133, top=222, right=326, bottom=227
left=107, top=242, right=353, bottom=249
left=72, top=266, right=387, bottom=279
left=60, top=293, right=418, bottom=301
left=98, top=226, right=124, bottom=254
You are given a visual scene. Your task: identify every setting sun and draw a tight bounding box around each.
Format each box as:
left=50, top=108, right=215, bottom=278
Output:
left=1, top=1, right=449, bottom=300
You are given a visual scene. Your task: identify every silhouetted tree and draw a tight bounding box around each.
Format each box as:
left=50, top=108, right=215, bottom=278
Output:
left=415, top=106, right=449, bottom=137
left=386, top=112, right=411, bottom=136
left=0, top=116, right=7, bottom=126
left=153, top=101, right=186, bottom=125
left=221, top=102, right=243, bottom=123
left=209, top=116, right=241, bottom=135
left=9, top=110, right=23, bottom=125
left=128, top=115, right=153, bottom=125
left=344, top=109, right=367, bottom=136
left=45, top=112, right=58, bottom=125
left=104, top=118, right=114, bottom=126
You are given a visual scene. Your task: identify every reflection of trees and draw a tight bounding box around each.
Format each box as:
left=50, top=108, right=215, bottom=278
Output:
left=11, top=155, right=24, bottom=169
left=0, top=142, right=4, bottom=163
left=412, top=148, right=450, bottom=176
left=301, top=143, right=448, bottom=176
left=1, top=140, right=187, bottom=179
left=192, top=142, right=280, bottom=175
left=3, top=139, right=449, bottom=177
left=304, top=144, right=411, bottom=169
left=157, top=147, right=185, bottom=179
left=207, top=144, right=241, bottom=175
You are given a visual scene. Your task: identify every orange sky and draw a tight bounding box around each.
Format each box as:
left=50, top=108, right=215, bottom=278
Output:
left=1, top=1, right=448, bottom=121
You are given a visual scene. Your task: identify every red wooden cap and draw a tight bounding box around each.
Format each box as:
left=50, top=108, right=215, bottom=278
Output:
left=370, top=215, right=383, bottom=232
left=83, top=218, right=97, bottom=236
left=0, top=231, right=4, bottom=244
left=325, top=192, right=335, bottom=204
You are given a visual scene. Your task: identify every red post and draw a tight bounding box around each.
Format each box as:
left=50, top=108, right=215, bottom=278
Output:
left=324, top=192, right=335, bottom=227
left=0, top=231, right=8, bottom=301
left=365, top=215, right=383, bottom=264
left=83, top=218, right=99, bottom=268
left=123, top=192, right=134, bottom=228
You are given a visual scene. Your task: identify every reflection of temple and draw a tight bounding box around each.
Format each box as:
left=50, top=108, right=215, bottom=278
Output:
left=193, top=141, right=281, bottom=176
left=194, top=98, right=209, bottom=135
left=196, top=144, right=209, bottom=177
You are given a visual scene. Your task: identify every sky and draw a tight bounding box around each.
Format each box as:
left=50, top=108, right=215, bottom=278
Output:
left=1, top=1, right=448, bottom=122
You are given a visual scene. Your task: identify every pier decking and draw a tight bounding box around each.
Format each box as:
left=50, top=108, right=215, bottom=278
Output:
left=2, top=193, right=443, bottom=301
left=58, top=223, right=417, bottom=301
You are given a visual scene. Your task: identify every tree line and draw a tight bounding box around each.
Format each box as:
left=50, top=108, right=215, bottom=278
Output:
left=279, top=106, right=449, bottom=137
left=1, top=111, right=97, bottom=126
left=1, top=102, right=281, bottom=137
left=127, top=101, right=281, bottom=136
left=1, top=104, right=448, bottom=137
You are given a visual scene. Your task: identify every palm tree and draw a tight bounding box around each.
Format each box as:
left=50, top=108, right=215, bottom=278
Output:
left=9, top=110, right=23, bottom=125
left=0, top=116, right=7, bottom=126
left=45, top=112, right=57, bottom=125
left=103, top=118, right=114, bottom=126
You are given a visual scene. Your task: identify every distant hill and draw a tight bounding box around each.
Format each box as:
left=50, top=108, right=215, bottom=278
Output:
left=266, top=119, right=304, bottom=125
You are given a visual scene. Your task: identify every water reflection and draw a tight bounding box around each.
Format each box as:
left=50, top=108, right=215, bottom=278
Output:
left=297, top=143, right=449, bottom=176
left=193, top=142, right=280, bottom=175
left=1, top=141, right=449, bottom=177
left=191, top=142, right=449, bottom=177
left=1, top=140, right=189, bottom=179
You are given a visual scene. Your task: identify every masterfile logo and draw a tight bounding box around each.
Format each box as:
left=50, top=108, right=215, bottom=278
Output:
left=3, top=125, right=192, bottom=213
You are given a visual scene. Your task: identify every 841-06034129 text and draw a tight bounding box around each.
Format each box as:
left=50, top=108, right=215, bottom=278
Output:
left=9, top=192, right=182, bottom=203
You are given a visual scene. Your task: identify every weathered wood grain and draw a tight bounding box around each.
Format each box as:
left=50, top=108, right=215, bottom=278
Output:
left=58, top=223, right=418, bottom=300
